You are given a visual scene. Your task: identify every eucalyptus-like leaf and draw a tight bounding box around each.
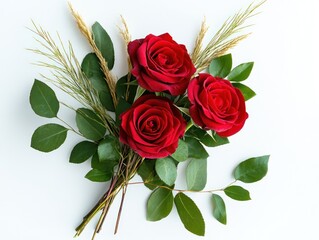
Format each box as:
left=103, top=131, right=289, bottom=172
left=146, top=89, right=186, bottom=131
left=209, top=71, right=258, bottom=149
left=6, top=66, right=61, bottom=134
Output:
left=224, top=185, right=251, bottom=201
left=232, top=83, right=256, bottom=101
left=98, top=136, right=121, bottom=162
left=234, top=155, right=270, bottom=183
left=137, top=159, right=165, bottom=190
left=31, top=124, right=67, bottom=152
left=209, top=54, right=232, bottom=78
left=92, top=22, right=115, bottom=69
left=30, top=79, right=59, bottom=118
left=187, top=127, right=229, bottom=147
left=228, top=62, right=254, bottom=82
left=69, top=141, right=97, bottom=164
left=171, top=139, right=188, bottom=162
left=155, top=157, right=177, bottom=186
left=184, top=137, right=209, bottom=160
left=85, top=169, right=112, bottom=182
left=147, top=188, right=173, bottom=221
left=211, top=194, right=227, bottom=225
left=174, top=193, right=205, bottom=236
left=116, top=74, right=137, bottom=104
left=115, top=97, right=131, bottom=125
left=76, top=108, right=106, bottom=141
left=186, top=159, right=207, bottom=191
left=99, top=90, right=115, bottom=111
left=91, top=153, right=117, bottom=172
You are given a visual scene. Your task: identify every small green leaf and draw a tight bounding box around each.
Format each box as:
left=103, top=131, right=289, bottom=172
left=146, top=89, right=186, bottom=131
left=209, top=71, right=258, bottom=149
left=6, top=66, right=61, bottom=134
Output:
left=174, top=193, right=205, bottom=236
left=99, top=90, right=115, bottom=112
left=232, top=83, right=256, bottom=101
left=228, top=62, right=254, bottom=82
left=69, top=141, right=97, bottom=164
left=116, top=97, right=132, bottom=124
left=209, top=54, right=232, bottom=78
left=98, top=136, right=121, bottom=162
left=30, top=79, right=59, bottom=118
left=91, top=153, right=117, bottom=172
left=224, top=185, right=251, bottom=201
left=85, top=169, right=112, bottom=182
left=171, top=139, right=188, bottom=162
left=186, top=159, right=207, bottom=191
left=31, top=124, right=68, bottom=152
left=184, top=137, right=209, bottom=160
left=155, top=157, right=177, bottom=186
left=147, top=188, right=173, bottom=221
left=116, top=75, right=137, bottom=104
left=211, top=194, right=227, bottom=225
left=234, top=155, right=270, bottom=183
left=92, top=22, right=115, bottom=70
left=187, top=127, right=229, bottom=147
left=76, top=108, right=106, bottom=141
left=134, top=85, right=146, bottom=101
left=137, top=159, right=165, bottom=190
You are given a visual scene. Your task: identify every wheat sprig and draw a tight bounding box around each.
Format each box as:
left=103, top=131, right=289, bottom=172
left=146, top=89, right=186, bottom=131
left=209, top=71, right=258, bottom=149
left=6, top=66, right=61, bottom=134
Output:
left=68, top=2, right=118, bottom=106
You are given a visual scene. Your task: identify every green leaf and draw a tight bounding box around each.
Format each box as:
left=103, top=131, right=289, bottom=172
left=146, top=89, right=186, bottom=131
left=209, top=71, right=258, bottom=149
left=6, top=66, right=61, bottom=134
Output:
left=91, top=153, right=117, bottom=172
left=171, top=139, right=188, bottom=162
left=30, top=79, right=59, bottom=118
left=99, top=90, right=115, bottom=111
left=85, top=169, right=112, bottom=182
left=69, top=141, right=97, bottom=164
left=228, top=62, right=254, bottom=82
left=147, top=188, right=173, bottom=221
left=116, top=75, right=137, bottom=104
left=209, top=54, right=232, bottom=78
left=155, top=157, right=177, bottom=186
left=232, top=83, right=256, bottom=101
left=174, top=193, right=205, bottom=236
left=224, top=185, right=251, bottom=201
left=92, top=22, right=115, bottom=70
left=137, top=159, right=165, bottom=190
left=234, top=155, right=270, bottom=183
left=31, top=124, right=68, bottom=152
left=187, top=127, right=229, bottom=147
left=186, top=159, right=207, bottom=191
left=211, top=194, right=227, bottom=224
left=76, top=108, right=106, bottom=141
left=98, top=136, right=121, bottom=162
left=184, top=137, right=209, bottom=160
left=115, top=97, right=131, bottom=124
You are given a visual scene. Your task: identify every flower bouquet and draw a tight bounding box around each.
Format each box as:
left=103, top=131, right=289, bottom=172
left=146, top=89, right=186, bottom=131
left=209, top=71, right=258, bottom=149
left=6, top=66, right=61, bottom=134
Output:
left=29, top=1, right=269, bottom=238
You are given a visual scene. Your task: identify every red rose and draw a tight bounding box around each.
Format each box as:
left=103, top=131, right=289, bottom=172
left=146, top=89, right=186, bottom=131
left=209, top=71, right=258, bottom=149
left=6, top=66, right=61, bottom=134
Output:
left=128, top=33, right=196, bottom=96
left=188, top=73, right=248, bottom=137
left=119, top=95, right=187, bottom=158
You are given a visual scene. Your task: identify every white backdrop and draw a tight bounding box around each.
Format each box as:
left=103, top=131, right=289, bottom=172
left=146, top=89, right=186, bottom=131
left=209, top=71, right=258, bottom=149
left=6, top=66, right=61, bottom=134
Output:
left=1, top=0, right=318, bottom=239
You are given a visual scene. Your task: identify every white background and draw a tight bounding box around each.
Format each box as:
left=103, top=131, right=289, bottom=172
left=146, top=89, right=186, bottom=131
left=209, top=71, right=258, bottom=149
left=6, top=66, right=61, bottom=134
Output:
left=1, top=0, right=318, bottom=239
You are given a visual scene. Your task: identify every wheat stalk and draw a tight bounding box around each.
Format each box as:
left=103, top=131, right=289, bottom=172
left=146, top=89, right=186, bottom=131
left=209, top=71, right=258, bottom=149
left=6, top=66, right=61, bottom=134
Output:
left=68, top=2, right=118, bottom=106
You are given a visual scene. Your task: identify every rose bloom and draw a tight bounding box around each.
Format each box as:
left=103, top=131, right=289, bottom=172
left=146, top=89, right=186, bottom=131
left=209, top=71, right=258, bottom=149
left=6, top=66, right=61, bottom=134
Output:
left=119, top=95, right=187, bottom=158
left=128, top=33, right=196, bottom=96
left=188, top=73, right=248, bottom=137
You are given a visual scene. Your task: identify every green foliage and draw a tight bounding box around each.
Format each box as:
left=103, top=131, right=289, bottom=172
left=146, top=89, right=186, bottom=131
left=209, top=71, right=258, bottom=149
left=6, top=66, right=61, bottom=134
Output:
left=228, top=62, right=254, bottom=82
left=234, top=155, right=270, bottom=183
left=92, top=22, right=115, bottom=70
left=184, top=137, right=209, bottom=160
left=31, top=124, right=68, bottom=152
left=137, top=159, right=165, bottom=190
left=211, top=194, right=227, bottom=224
left=171, top=139, right=188, bottom=162
left=186, top=159, right=207, bottom=191
left=232, top=83, right=256, bottom=101
left=91, top=153, right=117, bottom=172
left=85, top=168, right=112, bottom=182
left=209, top=54, right=232, bottom=78
left=81, top=53, right=115, bottom=111
left=115, top=97, right=131, bottom=124
left=76, top=108, right=106, bottom=141
left=98, top=136, right=121, bottom=162
left=69, top=141, right=97, bottom=164
left=155, top=157, right=177, bottom=186
left=174, top=193, right=205, bottom=236
left=147, top=188, right=173, bottom=221
left=30, top=79, right=59, bottom=118
left=116, top=74, right=137, bottom=104
left=224, top=185, right=251, bottom=201
left=187, top=127, right=229, bottom=147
